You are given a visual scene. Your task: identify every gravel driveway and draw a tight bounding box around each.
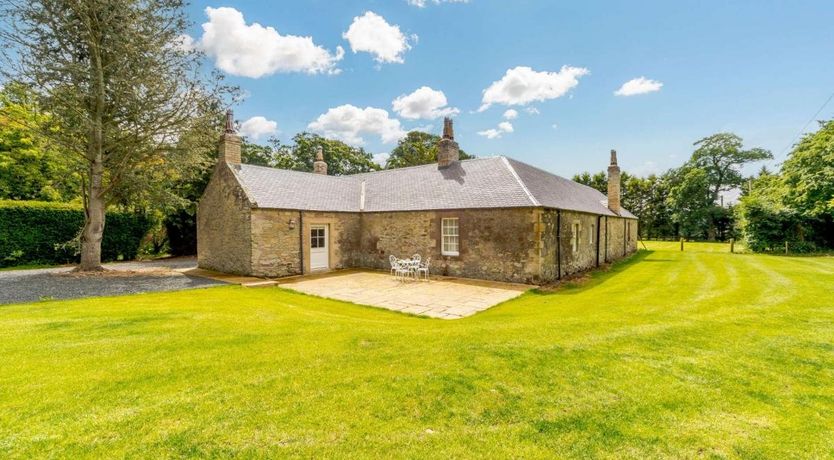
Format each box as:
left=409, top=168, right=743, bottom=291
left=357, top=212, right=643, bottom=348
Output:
left=0, top=257, right=227, bottom=305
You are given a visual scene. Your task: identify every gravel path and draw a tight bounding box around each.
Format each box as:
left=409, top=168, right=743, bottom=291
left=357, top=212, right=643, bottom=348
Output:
left=0, top=257, right=227, bottom=305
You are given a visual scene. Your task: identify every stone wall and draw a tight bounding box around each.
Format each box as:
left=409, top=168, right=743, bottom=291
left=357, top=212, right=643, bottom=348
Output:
left=248, top=211, right=361, bottom=277
left=560, top=211, right=603, bottom=278
left=197, top=164, right=252, bottom=275
left=357, top=208, right=541, bottom=284
left=603, top=216, right=638, bottom=262
left=538, top=210, right=604, bottom=282
left=539, top=211, right=639, bottom=282
left=250, top=209, right=300, bottom=278
left=300, top=212, right=361, bottom=274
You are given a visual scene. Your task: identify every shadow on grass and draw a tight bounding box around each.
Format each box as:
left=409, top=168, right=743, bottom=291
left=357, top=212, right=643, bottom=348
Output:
left=530, top=249, right=654, bottom=297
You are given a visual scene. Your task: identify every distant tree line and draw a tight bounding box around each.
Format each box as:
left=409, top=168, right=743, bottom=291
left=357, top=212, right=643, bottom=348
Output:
left=574, top=128, right=833, bottom=251
left=735, top=121, right=833, bottom=252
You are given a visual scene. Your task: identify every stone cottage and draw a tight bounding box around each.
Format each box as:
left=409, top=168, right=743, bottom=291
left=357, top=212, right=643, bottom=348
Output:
left=197, top=113, right=638, bottom=284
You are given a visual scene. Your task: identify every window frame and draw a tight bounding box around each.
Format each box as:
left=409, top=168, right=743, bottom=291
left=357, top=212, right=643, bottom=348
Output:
left=571, top=221, right=581, bottom=252
left=310, top=227, right=325, bottom=249
left=590, top=223, right=595, bottom=245
left=441, top=217, right=460, bottom=257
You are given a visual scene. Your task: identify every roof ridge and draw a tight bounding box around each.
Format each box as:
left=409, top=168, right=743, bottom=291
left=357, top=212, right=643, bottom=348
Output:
left=239, top=163, right=358, bottom=181
left=240, top=157, right=495, bottom=179
left=501, top=157, right=540, bottom=207
left=352, top=156, right=495, bottom=177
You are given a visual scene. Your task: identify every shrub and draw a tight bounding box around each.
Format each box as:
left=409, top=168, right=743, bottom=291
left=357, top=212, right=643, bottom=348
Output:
left=0, top=200, right=151, bottom=267
left=164, top=208, right=197, bottom=256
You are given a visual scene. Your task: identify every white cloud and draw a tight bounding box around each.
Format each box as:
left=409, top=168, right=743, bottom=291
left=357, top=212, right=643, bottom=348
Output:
left=477, top=121, right=514, bottom=139
left=551, top=123, right=559, bottom=129
left=196, top=7, right=343, bottom=78
left=614, top=77, right=663, bottom=96
left=343, top=12, right=413, bottom=64
left=173, top=34, right=195, bottom=52
left=239, top=116, right=278, bottom=140
left=479, top=65, right=589, bottom=111
left=392, top=86, right=459, bottom=120
left=308, top=104, right=406, bottom=145
left=525, top=107, right=540, bottom=115
left=373, top=152, right=390, bottom=166
left=407, top=0, right=469, bottom=7
left=503, top=109, right=518, bottom=120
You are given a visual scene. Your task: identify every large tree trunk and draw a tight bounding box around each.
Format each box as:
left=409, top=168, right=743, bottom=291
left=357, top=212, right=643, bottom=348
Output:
left=79, top=29, right=106, bottom=272
left=79, top=160, right=105, bottom=271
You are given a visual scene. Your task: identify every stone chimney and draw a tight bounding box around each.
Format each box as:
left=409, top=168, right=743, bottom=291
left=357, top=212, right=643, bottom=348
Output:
left=218, top=109, right=241, bottom=165
left=437, top=117, right=460, bottom=169
left=313, top=146, right=327, bottom=175
left=607, top=149, right=621, bottom=214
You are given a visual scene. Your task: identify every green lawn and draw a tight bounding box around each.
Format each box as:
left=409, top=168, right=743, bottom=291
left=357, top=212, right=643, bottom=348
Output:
left=2, top=243, right=833, bottom=458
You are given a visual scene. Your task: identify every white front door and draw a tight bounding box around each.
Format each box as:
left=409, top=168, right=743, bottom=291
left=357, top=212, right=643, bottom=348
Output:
left=310, top=225, right=329, bottom=271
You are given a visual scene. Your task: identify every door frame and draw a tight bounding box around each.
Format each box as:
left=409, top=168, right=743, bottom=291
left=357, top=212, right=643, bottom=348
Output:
left=309, top=224, right=330, bottom=271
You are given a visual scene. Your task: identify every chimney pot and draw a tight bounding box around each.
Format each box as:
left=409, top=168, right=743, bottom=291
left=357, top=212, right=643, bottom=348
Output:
left=607, top=149, right=621, bottom=214
left=313, top=145, right=328, bottom=175
left=437, top=117, right=460, bottom=169
left=218, top=108, right=241, bottom=164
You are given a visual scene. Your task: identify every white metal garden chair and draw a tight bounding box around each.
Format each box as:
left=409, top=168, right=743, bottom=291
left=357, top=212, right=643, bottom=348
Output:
left=390, top=255, right=411, bottom=281
left=389, top=255, right=399, bottom=276
left=416, top=256, right=431, bottom=280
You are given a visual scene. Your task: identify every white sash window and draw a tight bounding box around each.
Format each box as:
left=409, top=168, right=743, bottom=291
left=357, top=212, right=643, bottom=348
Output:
left=441, top=218, right=459, bottom=256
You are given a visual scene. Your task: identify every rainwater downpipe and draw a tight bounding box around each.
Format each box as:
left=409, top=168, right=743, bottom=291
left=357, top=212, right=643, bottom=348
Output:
left=556, top=209, right=562, bottom=280
left=596, top=215, right=601, bottom=267
left=298, top=210, right=304, bottom=275
left=624, top=219, right=627, bottom=255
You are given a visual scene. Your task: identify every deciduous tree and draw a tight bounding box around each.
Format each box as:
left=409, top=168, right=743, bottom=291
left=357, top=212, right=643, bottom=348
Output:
left=386, top=131, right=473, bottom=169
left=1, top=0, right=234, bottom=270
left=0, top=82, right=80, bottom=201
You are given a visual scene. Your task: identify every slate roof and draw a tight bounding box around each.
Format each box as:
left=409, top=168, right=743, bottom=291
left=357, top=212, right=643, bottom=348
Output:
left=235, top=164, right=360, bottom=212
left=231, top=156, right=636, bottom=218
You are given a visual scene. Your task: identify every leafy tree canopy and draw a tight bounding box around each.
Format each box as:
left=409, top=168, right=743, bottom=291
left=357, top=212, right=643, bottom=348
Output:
left=241, top=133, right=379, bottom=175
left=690, top=132, right=772, bottom=202
left=385, top=131, right=473, bottom=169
left=781, top=120, right=834, bottom=219
left=0, top=82, right=81, bottom=201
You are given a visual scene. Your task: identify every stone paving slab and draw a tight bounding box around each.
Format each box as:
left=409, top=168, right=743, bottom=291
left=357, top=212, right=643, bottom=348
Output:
left=277, top=270, right=532, bottom=319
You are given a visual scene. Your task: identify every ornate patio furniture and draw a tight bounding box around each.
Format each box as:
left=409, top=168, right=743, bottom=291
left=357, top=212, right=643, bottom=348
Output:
left=416, top=256, right=431, bottom=280
left=389, top=255, right=399, bottom=276
left=390, top=256, right=412, bottom=281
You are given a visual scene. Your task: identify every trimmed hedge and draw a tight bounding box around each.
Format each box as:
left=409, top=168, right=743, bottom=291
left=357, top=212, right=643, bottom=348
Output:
left=0, top=200, right=151, bottom=267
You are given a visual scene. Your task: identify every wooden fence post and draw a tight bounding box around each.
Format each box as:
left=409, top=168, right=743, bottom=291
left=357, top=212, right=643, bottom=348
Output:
left=785, top=241, right=789, bottom=255
left=730, top=238, right=735, bottom=253
left=680, top=237, right=684, bottom=252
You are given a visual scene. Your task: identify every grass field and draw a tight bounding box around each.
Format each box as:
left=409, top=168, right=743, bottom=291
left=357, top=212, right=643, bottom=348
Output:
left=1, top=242, right=832, bottom=458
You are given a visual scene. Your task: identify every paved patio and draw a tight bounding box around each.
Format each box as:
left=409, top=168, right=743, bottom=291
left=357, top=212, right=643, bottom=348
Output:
left=277, top=270, right=532, bottom=319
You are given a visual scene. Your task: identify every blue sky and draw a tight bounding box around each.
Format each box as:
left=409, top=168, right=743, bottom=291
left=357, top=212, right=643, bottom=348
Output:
left=183, top=0, right=834, bottom=177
